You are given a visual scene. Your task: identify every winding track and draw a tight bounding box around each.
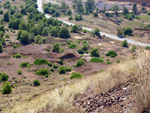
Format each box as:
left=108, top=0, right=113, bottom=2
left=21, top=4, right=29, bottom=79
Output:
left=37, top=0, right=150, bottom=47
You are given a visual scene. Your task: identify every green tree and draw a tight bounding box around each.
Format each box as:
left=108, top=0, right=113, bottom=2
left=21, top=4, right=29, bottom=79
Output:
left=59, top=27, right=70, bottom=38
left=53, top=43, right=59, bottom=53
left=1, top=82, right=12, bottom=94
left=123, top=27, right=133, bottom=36
left=122, top=40, right=128, bottom=48
left=20, top=30, right=30, bottom=45
left=76, top=58, right=85, bottom=67
left=123, top=7, right=129, bottom=16
left=132, top=3, right=137, bottom=14
left=90, top=48, right=99, bottom=57
left=93, top=28, right=100, bottom=37
left=85, top=0, right=95, bottom=14
left=59, top=66, right=66, bottom=74
left=50, top=27, right=59, bottom=37
left=4, top=12, right=9, bottom=22
left=33, top=80, right=40, bottom=86
left=71, top=25, right=82, bottom=33
left=0, top=44, right=3, bottom=53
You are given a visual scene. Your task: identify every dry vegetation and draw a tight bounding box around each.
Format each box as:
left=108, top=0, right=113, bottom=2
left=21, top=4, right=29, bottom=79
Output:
left=10, top=50, right=150, bottom=113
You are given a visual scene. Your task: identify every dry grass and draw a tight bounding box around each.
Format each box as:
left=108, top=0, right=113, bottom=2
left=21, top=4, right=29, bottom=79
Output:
left=9, top=53, right=137, bottom=113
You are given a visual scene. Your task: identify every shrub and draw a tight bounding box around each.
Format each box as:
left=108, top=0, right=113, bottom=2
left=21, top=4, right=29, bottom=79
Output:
left=65, top=67, right=72, bottom=72
left=145, top=46, right=150, bottom=50
left=69, top=43, right=76, bottom=49
left=51, top=68, right=54, bottom=72
left=122, top=40, right=128, bottom=48
left=13, top=44, right=20, bottom=48
left=131, top=45, right=136, bottom=52
left=46, top=48, right=50, bottom=52
left=70, top=73, right=84, bottom=79
left=19, top=62, right=31, bottom=68
left=13, top=53, right=22, bottom=58
left=77, top=49, right=84, bottom=54
left=90, top=57, right=104, bottom=63
left=58, top=59, right=63, bottom=65
left=36, top=68, right=49, bottom=76
left=53, top=43, right=60, bottom=53
left=106, top=51, right=117, bottom=57
left=0, top=72, right=9, bottom=82
left=33, top=59, right=48, bottom=65
left=67, top=41, right=71, bottom=45
left=59, top=66, right=66, bottom=74
left=5, top=34, right=10, bottom=38
left=123, top=27, right=133, bottom=36
left=17, top=69, right=22, bottom=75
left=1, top=82, right=12, bottom=94
left=33, top=80, right=40, bottom=86
left=76, top=58, right=85, bottom=67
left=53, top=64, right=58, bottom=69
left=47, top=62, right=52, bottom=67
left=90, top=48, right=99, bottom=57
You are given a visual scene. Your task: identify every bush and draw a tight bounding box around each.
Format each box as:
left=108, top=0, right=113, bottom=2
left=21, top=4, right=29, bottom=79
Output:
left=1, top=82, right=12, bottom=94
left=76, top=58, right=85, bottom=67
left=36, top=68, right=49, bottom=76
left=33, top=59, right=48, bottom=65
left=13, top=53, right=22, bottom=58
left=70, top=73, right=84, bottom=79
left=69, top=43, right=76, bottom=49
left=53, top=64, right=58, bottom=69
left=5, top=34, right=10, bottom=38
left=131, top=45, right=136, bottom=52
left=19, top=62, right=31, bottom=68
left=123, top=27, right=133, bottom=36
left=106, top=51, right=117, bottom=57
left=33, top=80, right=40, bottom=86
left=94, top=12, right=98, bottom=17
left=17, top=69, right=22, bottom=75
left=122, top=40, right=128, bottom=48
left=13, top=44, right=20, bottom=48
left=65, top=67, right=71, bottom=72
left=145, top=46, right=150, bottom=50
left=51, top=68, right=54, bottom=72
left=58, top=59, right=63, bottom=65
left=47, top=62, right=52, bottom=67
left=77, top=49, right=84, bottom=54
left=90, top=48, right=99, bottom=57
left=90, top=57, right=104, bottom=63
left=0, top=72, right=9, bottom=82
left=53, top=43, right=60, bottom=53
left=59, top=66, right=66, bottom=74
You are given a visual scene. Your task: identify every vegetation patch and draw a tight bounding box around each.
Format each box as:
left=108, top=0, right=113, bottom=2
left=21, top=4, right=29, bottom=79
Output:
left=36, top=68, right=49, bottom=77
left=70, top=73, right=84, bottom=79
left=20, top=62, right=31, bottom=68
left=90, top=57, right=104, bottom=63
left=33, top=59, right=49, bottom=65
left=106, top=51, right=117, bottom=57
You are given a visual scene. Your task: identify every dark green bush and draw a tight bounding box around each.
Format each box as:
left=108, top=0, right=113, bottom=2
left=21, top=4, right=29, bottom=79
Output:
left=20, top=62, right=31, bottom=68
left=47, top=62, right=52, bottom=67
left=90, top=48, right=99, bottom=57
left=122, top=40, right=128, bottom=48
left=13, top=53, right=22, bottom=58
left=65, top=67, right=72, bottom=72
left=53, top=64, right=58, bottom=69
left=33, top=59, right=48, bottom=65
left=90, top=57, right=104, bottom=63
left=70, top=73, right=84, bottom=79
left=0, top=72, right=9, bottom=82
left=17, top=69, right=22, bottom=75
left=68, top=43, right=76, bottom=49
left=33, top=80, right=40, bottom=86
left=1, top=82, right=12, bottom=94
left=58, top=59, right=63, bottom=65
left=76, top=58, right=85, bottom=67
left=36, top=68, right=49, bottom=76
left=77, top=49, right=84, bottom=54
left=58, top=66, right=66, bottom=74
left=106, top=51, right=117, bottom=57
left=51, top=68, right=54, bottom=72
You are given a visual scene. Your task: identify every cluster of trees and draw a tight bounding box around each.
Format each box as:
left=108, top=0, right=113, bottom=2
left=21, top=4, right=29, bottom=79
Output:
left=43, top=2, right=72, bottom=17
left=73, top=0, right=95, bottom=14
left=117, top=27, right=133, bottom=37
